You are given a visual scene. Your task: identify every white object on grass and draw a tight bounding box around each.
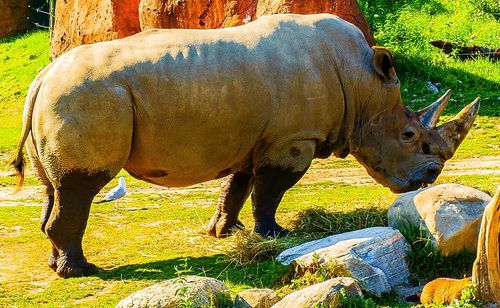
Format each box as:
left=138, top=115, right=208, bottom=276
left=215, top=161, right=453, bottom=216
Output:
left=98, top=176, right=126, bottom=203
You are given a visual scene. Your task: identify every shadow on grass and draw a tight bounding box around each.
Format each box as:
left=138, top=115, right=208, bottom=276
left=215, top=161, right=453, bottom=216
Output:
left=94, top=255, right=288, bottom=288
left=397, top=54, right=500, bottom=117
left=93, top=206, right=388, bottom=285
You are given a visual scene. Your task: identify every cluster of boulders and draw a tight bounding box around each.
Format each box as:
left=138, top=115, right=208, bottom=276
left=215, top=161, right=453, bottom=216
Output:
left=117, top=183, right=493, bottom=307
left=117, top=275, right=362, bottom=307
left=51, top=0, right=375, bottom=57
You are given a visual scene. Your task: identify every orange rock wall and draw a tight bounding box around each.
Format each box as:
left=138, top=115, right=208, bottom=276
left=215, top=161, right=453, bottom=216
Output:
left=255, top=0, right=375, bottom=45
left=51, top=0, right=141, bottom=58
left=0, top=0, right=29, bottom=38
left=138, top=0, right=258, bottom=30
left=51, top=0, right=374, bottom=57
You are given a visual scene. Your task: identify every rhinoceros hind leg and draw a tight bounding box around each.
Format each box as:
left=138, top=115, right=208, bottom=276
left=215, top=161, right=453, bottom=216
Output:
left=26, top=138, right=60, bottom=271
left=45, top=170, right=111, bottom=278
left=252, top=165, right=309, bottom=238
left=39, top=188, right=61, bottom=271
left=207, top=172, right=254, bottom=238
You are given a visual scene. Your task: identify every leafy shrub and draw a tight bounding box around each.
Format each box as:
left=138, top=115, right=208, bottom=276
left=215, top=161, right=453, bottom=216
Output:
left=339, top=288, right=377, bottom=308
left=474, top=0, right=500, bottom=19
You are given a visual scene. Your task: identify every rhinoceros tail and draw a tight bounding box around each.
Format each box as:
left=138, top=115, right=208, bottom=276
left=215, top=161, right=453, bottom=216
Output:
left=7, top=155, right=25, bottom=193
left=7, top=68, right=46, bottom=192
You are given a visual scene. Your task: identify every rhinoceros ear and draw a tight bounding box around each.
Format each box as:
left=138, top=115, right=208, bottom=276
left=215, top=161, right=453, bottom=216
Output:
left=372, top=47, right=397, bottom=84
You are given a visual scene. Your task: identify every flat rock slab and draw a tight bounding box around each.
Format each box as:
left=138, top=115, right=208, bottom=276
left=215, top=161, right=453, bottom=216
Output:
left=388, top=183, right=491, bottom=256
left=272, top=277, right=362, bottom=307
left=116, top=275, right=229, bottom=308
left=235, top=288, right=281, bottom=308
left=277, top=227, right=410, bottom=295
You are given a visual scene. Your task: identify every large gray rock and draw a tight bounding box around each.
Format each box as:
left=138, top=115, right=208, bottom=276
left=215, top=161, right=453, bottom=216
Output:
left=388, top=184, right=491, bottom=256
left=116, top=275, right=229, bottom=308
left=272, top=277, right=362, bottom=308
left=276, top=227, right=409, bottom=296
left=235, top=288, right=281, bottom=308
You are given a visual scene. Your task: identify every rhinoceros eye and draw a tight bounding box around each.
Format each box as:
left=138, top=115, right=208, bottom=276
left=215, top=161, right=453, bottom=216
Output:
left=403, top=131, right=415, bottom=139
left=402, top=128, right=417, bottom=142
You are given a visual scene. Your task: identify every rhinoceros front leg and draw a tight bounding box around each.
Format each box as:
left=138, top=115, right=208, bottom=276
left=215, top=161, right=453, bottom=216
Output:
left=251, top=139, right=315, bottom=237
left=207, top=172, right=254, bottom=238
left=252, top=165, right=309, bottom=237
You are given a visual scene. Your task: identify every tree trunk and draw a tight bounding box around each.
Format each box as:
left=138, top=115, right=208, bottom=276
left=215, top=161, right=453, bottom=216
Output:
left=472, top=188, right=500, bottom=302
left=51, top=0, right=375, bottom=57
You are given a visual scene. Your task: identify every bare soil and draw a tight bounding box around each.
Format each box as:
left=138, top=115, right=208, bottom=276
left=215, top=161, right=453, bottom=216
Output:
left=1, top=156, right=499, bottom=206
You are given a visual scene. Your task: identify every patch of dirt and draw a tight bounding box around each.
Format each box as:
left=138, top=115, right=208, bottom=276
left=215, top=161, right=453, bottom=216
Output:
left=0, top=185, right=42, bottom=204
left=0, top=156, right=498, bottom=206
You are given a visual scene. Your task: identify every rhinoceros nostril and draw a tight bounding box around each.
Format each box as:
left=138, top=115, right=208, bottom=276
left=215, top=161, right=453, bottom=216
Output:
left=422, top=142, right=431, bottom=155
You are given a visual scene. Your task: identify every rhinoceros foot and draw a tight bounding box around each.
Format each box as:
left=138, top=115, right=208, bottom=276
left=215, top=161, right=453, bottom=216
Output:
left=254, top=223, right=289, bottom=238
left=56, top=256, right=98, bottom=278
left=48, top=249, right=59, bottom=271
left=207, top=210, right=244, bottom=238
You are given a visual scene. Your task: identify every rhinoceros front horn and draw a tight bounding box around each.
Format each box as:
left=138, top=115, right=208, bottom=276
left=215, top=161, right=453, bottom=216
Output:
left=418, top=89, right=452, bottom=128
left=436, top=97, right=481, bottom=158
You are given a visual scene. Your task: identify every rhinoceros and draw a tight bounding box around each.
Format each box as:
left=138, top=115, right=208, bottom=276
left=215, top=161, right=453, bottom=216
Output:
left=9, top=14, right=479, bottom=278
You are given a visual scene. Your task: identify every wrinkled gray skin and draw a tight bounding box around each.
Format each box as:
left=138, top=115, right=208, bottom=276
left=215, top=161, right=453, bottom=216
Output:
left=10, top=14, right=479, bottom=278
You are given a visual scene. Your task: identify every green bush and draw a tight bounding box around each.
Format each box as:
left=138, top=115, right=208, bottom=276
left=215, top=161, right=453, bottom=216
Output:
left=474, top=0, right=500, bottom=19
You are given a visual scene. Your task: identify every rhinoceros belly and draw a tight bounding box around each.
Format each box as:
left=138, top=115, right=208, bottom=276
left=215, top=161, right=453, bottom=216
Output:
left=124, top=113, right=263, bottom=187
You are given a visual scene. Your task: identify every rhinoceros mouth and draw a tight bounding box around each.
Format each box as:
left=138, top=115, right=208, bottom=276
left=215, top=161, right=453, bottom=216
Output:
left=388, top=161, right=443, bottom=193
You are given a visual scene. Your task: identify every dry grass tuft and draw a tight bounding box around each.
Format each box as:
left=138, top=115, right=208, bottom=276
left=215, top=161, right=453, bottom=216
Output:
left=225, top=229, right=286, bottom=265
left=289, top=206, right=387, bottom=239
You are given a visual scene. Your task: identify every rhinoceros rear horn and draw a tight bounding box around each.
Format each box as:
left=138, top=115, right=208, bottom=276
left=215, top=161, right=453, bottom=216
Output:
left=437, top=97, right=480, bottom=158
left=418, top=89, right=452, bottom=128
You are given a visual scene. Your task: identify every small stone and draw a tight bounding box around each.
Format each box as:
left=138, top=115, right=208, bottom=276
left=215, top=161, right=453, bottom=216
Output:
left=277, top=227, right=410, bottom=296
left=235, top=288, right=280, bottom=308
left=426, top=81, right=439, bottom=94
left=116, top=275, right=229, bottom=308
left=388, top=184, right=491, bottom=256
left=272, top=277, right=362, bottom=308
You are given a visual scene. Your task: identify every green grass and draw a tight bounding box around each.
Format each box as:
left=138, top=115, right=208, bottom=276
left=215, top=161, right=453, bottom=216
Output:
left=399, top=223, right=476, bottom=283
left=1, top=173, right=498, bottom=306
left=0, top=0, right=499, bottom=306
left=0, top=30, right=50, bottom=153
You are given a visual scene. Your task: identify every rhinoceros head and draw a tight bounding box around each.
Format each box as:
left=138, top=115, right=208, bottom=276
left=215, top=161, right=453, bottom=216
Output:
left=351, top=47, right=480, bottom=193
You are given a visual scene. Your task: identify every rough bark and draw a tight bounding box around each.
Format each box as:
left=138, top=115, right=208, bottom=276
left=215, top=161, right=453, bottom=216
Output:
left=421, top=188, right=500, bottom=304
left=51, top=0, right=375, bottom=63
left=51, top=0, right=141, bottom=58
left=256, top=0, right=375, bottom=46
left=139, top=0, right=258, bottom=30
left=0, top=0, right=29, bottom=38
left=472, top=188, right=500, bottom=302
